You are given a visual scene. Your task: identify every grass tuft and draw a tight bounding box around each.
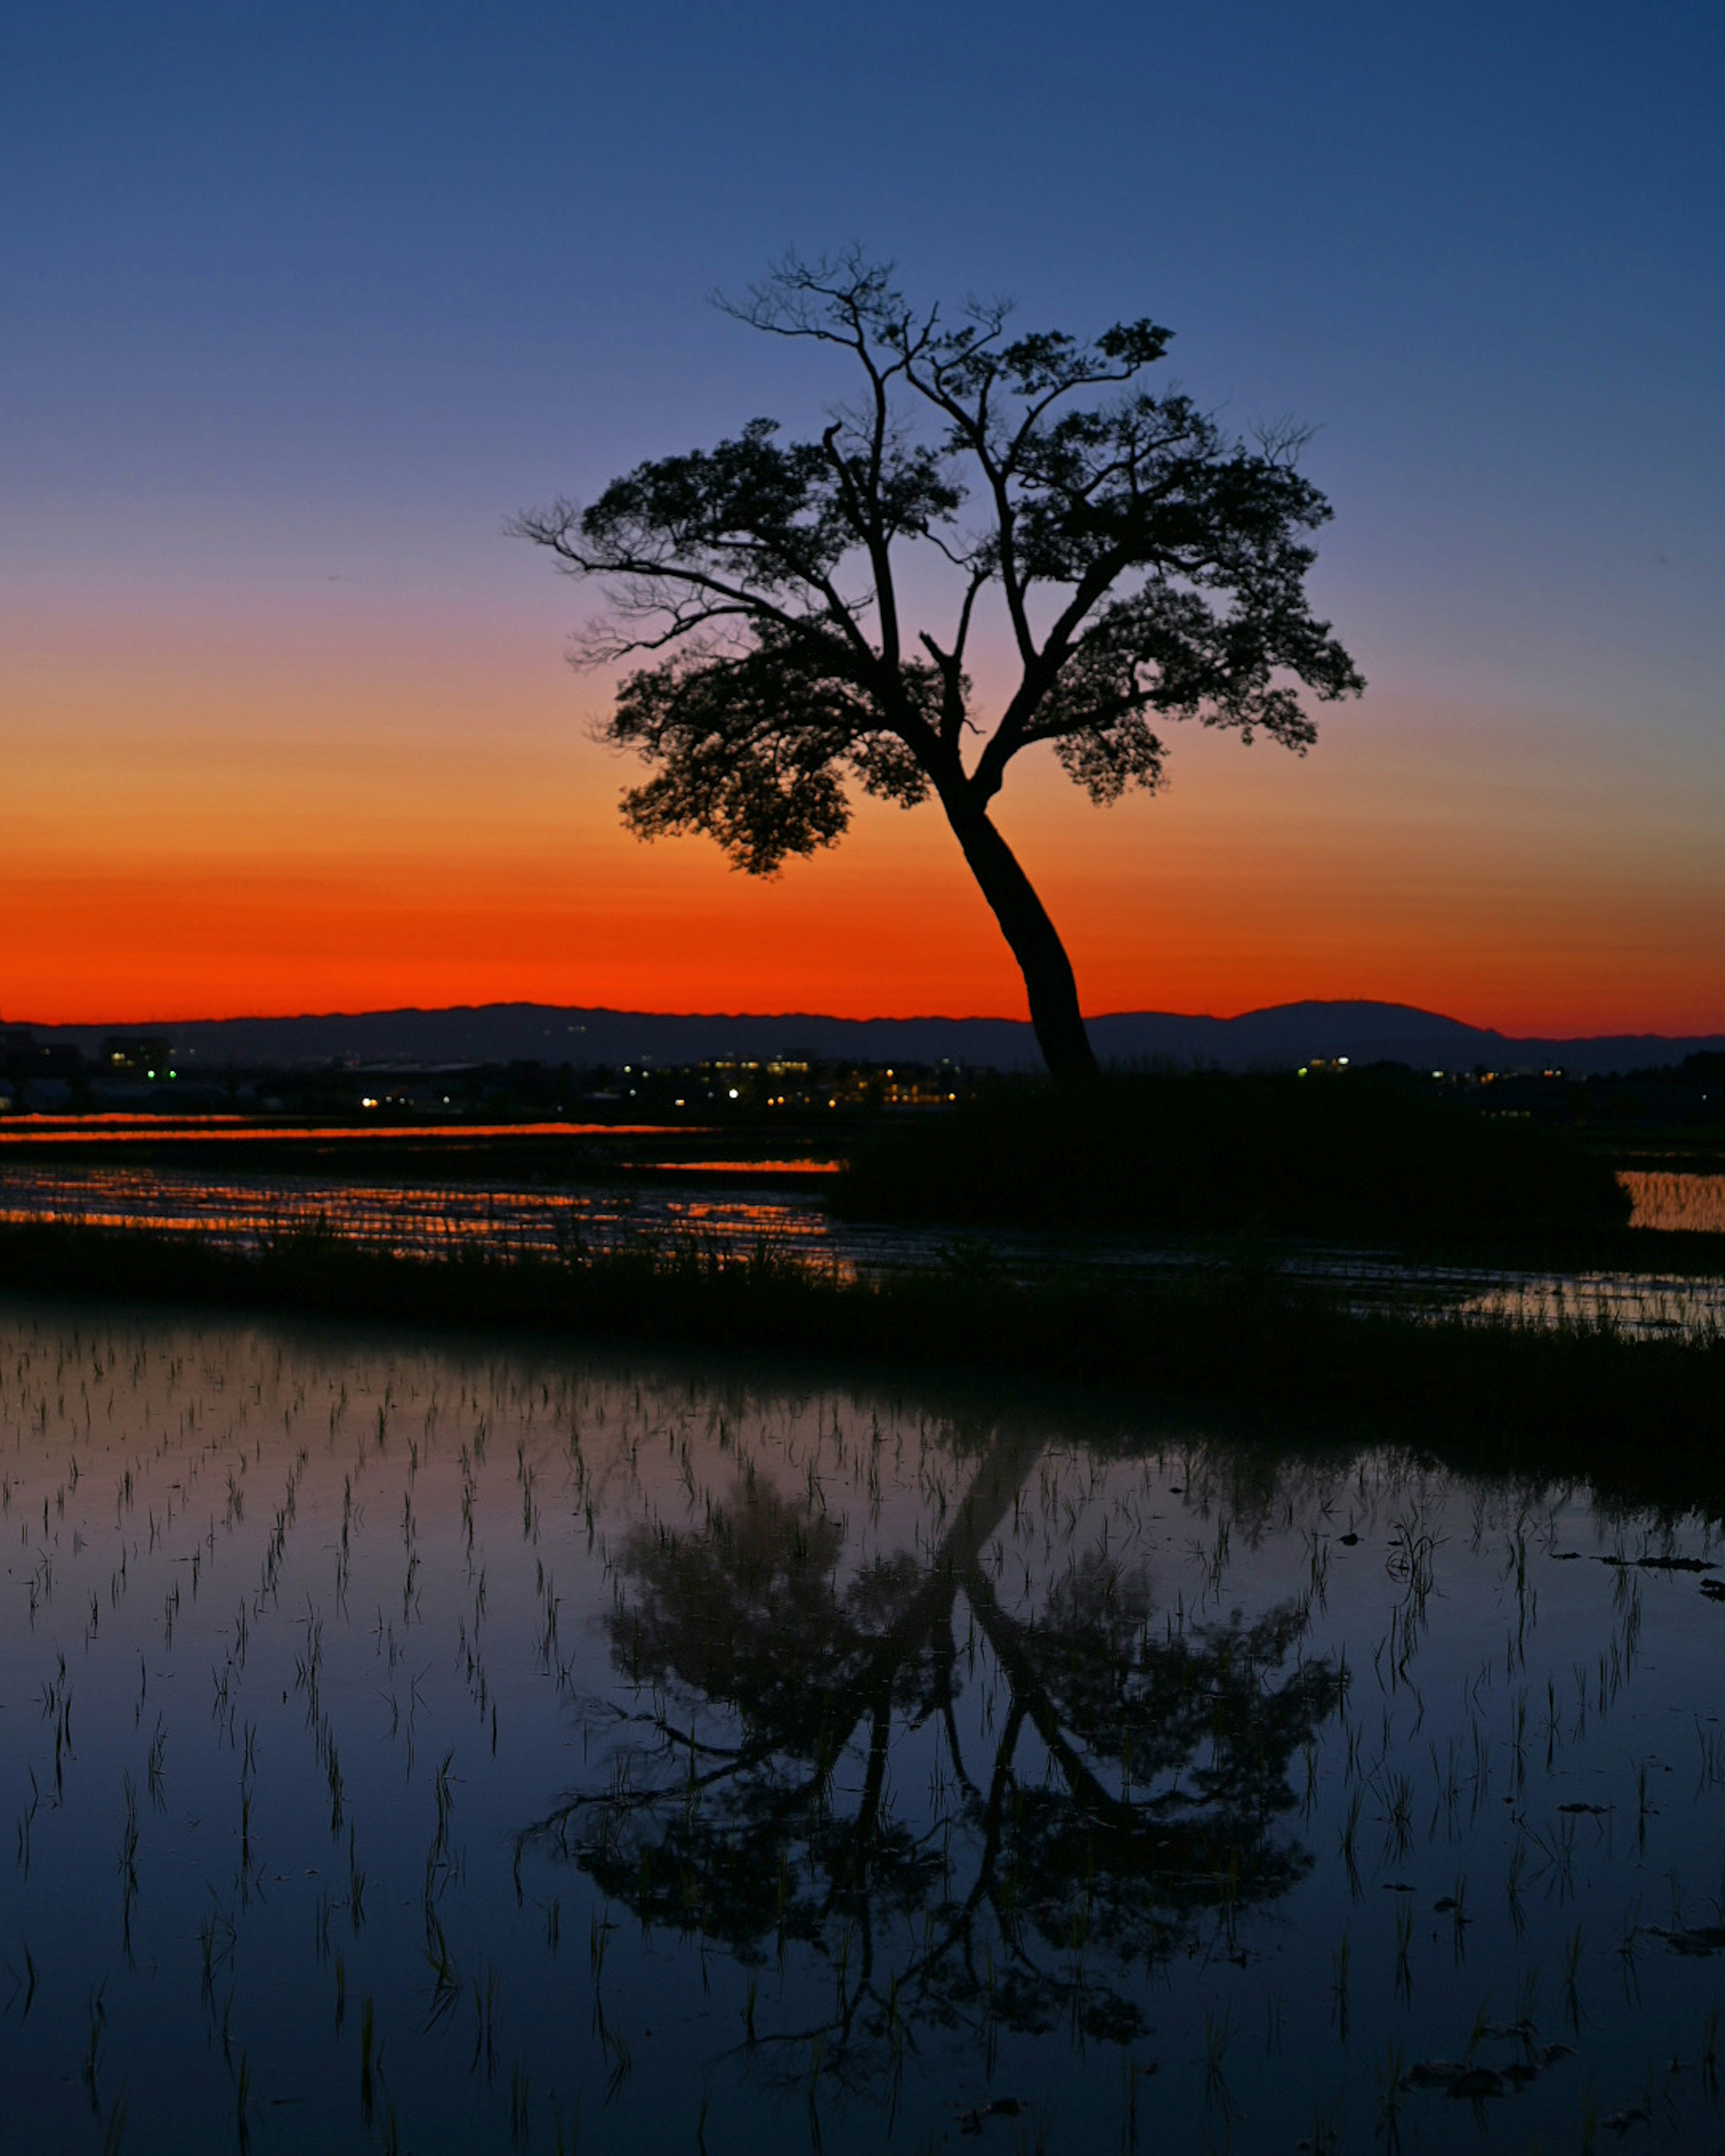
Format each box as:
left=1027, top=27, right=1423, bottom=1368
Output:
left=0, top=1218, right=1720, bottom=1513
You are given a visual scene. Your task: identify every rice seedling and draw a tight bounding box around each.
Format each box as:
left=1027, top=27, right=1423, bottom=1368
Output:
left=1392, top=1895, right=1415, bottom=2007
left=357, top=1994, right=379, bottom=2127
left=81, top=1979, right=107, bottom=2112
left=1558, top=1921, right=1588, bottom=2033
left=1203, top=2003, right=1235, bottom=2112
left=2, top=1302, right=1724, bottom=2151
left=233, top=2050, right=252, bottom=2156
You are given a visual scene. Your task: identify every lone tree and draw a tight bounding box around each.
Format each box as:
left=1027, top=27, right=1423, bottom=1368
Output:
left=516, top=253, right=1363, bottom=1079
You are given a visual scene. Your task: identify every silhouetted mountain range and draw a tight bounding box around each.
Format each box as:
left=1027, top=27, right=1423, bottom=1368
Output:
left=18, top=1001, right=1725, bottom=1078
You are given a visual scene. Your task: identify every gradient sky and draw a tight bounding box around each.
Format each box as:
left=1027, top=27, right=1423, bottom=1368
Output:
left=4, top=1, right=1721, bottom=1034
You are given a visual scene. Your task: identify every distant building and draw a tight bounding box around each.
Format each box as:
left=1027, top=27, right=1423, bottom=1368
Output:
left=102, top=1035, right=175, bottom=1080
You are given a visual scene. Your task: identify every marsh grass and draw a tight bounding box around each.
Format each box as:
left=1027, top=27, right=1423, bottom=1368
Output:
left=0, top=1219, right=1720, bottom=1513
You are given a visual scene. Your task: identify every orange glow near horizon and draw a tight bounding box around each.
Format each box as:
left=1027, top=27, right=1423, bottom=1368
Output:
left=4, top=600, right=1721, bottom=1039
left=0, top=1121, right=703, bottom=1145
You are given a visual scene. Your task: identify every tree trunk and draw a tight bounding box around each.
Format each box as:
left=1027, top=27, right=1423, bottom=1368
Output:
left=943, top=802, right=1100, bottom=1082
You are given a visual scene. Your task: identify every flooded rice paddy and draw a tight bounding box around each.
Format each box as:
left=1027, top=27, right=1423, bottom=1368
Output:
left=3, top=1162, right=1724, bottom=1338
left=4, top=1302, right=1725, bottom=2152
left=1621, top=1172, right=1725, bottom=1238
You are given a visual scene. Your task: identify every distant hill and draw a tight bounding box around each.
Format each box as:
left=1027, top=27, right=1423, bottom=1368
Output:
left=15, top=1000, right=1725, bottom=1078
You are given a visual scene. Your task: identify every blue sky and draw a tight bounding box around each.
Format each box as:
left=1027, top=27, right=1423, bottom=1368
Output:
left=4, top=0, right=1722, bottom=1026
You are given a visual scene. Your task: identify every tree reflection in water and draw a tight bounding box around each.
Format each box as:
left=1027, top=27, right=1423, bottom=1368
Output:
left=520, top=1427, right=1343, bottom=2086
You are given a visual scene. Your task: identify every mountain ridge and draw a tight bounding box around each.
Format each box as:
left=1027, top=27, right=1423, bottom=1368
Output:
left=11, top=999, right=1723, bottom=1078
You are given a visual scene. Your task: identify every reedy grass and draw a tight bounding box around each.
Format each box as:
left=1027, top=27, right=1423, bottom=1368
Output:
left=0, top=1219, right=1720, bottom=1514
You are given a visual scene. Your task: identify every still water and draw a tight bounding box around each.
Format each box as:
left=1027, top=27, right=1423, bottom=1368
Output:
left=3, top=1303, right=1724, bottom=2152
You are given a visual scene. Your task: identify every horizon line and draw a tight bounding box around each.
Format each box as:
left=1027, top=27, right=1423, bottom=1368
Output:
left=8, top=996, right=1724, bottom=1044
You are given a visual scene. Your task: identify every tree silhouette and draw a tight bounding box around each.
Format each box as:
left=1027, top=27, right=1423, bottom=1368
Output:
left=519, top=1428, right=1342, bottom=2087
left=516, top=252, right=1363, bottom=1078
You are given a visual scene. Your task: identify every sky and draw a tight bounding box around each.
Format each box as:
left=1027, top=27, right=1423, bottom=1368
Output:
left=4, top=0, right=1722, bottom=1035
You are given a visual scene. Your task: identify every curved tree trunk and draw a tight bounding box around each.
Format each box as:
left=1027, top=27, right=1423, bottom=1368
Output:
left=943, top=803, right=1100, bottom=1082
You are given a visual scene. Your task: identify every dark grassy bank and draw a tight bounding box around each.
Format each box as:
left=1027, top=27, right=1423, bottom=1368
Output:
left=1, top=1221, right=1719, bottom=1515
left=836, top=1071, right=1632, bottom=1243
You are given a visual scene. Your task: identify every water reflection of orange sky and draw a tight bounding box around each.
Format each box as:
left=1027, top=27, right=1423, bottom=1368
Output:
left=5, top=605, right=1721, bottom=1034
left=0, top=1120, right=698, bottom=1145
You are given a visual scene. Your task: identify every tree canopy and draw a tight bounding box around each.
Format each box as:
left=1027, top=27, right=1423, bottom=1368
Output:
left=517, top=253, right=1363, bottom=1077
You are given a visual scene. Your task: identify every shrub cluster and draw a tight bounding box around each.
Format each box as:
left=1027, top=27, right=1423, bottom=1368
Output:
left=835, top=1073, right=1630, bottom=1240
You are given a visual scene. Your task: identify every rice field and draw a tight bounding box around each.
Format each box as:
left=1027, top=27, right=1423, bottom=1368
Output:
left=3, top=1300, right=1724, bottom=2152
left=1622, top=1170, right=1725, bottom=1237
left=4, top=1162, right=1724, bottom=1338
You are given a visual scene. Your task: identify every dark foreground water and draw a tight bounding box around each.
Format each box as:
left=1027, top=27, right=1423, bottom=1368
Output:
left=3, top=1304, right=1724, bottom=2154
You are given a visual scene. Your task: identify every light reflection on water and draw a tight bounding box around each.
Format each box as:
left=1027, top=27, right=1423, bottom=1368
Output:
left=1623, top=1169, right=1725, bottom=1236
left=2, top=1303, right=1725, bottom=2153
left=0, top=1163, right=835, bottom=1263
left=0, top=1118, right=694, bottom=1145
left=3, top=1162, right=1723, bottom=1338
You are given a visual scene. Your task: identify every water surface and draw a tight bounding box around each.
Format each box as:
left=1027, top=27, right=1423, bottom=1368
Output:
left=3, top=1303, right=1724, bottom=2151
left=4, top=1162, right=1725, bottom=1336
